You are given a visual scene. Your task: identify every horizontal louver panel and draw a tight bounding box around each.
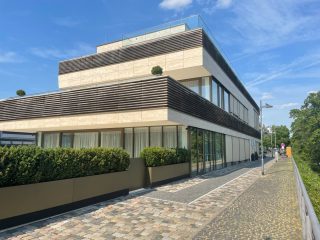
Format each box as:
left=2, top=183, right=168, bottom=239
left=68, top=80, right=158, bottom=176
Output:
left=0, top=77, right=260, bottom=138
left=59, top=29, right=203, bottom=75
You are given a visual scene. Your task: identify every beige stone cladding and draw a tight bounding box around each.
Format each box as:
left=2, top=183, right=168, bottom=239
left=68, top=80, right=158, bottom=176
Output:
left=58, top=47, right=204, bottom=90
left=0, top=108, right=177, bottom=133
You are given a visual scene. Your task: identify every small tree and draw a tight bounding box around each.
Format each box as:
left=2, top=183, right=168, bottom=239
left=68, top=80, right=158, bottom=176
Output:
left=151, top=66, right=163, bottom=75
left=16, top=89, right=26, bottom=97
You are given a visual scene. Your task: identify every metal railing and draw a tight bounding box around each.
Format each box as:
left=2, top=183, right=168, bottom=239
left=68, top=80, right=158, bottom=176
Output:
left=292, top=157, right=320, bottom=240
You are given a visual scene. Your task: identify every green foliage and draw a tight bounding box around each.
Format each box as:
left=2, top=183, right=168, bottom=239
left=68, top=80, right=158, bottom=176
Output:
left=263, top=125, right=290, bottom=149
left=295, top=155, right=320, bottom=220
left=141, top=147, right=189, bottom=167
left=290, top=91, right=320, bottom=167
left=151, top=65, right=163, bottom=75
left=16, top=89, right=26, bottom=97
left=0, top=146, right=130, bottom=188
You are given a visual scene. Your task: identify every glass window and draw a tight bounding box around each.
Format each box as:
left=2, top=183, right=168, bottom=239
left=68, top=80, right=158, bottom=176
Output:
left=219, top=87, right=224, bottom=109
left=61, top=133, right=73, bottom=148
left=215, top=133, right=223, bottom=169
left=163, top=126, right=177, bottom=148
left=181, top=79, right=200, bottom=94
left=150, top=126, right=162, bottom=147
left=201, top=77, right=211, bottom=101
left=124, top=128, right=133, bottom=157
left=233, top=98, right=238, bottom=116
left=43, top=133, right=60, bottom=148
left=73, top=132, right=99, bottom=149
left=134, top=127, right=149, bottom=158
left=101, top=130, right=122, bottom=148
left=224, top=91, right=230, bottom=112
left=229, top=95, right=234, bottom=114
left=211, top=80, right=218, bottom=105
left=178, top=126, right=188, bottom=149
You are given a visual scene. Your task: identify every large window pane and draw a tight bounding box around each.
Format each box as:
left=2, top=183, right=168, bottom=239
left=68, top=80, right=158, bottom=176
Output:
left=181, top=79, right=200, bottom=94
left=215, top=133, right=223, bottom=169
left=61, top=133, right=73, bottom=148
left=73, top=132, right=99, bottom=149
left=150, top=126, right=162, bottom=147
left=43, top=133, right=60, bottom=148
left=163, top=126, right=177, bottom=148
left=224, top=91, right=230, bottom=112
left=134, top=127, right=149, bottom=158
left=124, top=128, right=133, bottom=157
left=178, top=126, right=188, bottom=149
left=212, top=80, right=218, bottom=105
left=190, top=129, right=198, bottom=174
left=101, top=130, right=122, bottom=148
left=219, top=87, right=224, bottom=109
left=201, top=77, right=211, bottom=101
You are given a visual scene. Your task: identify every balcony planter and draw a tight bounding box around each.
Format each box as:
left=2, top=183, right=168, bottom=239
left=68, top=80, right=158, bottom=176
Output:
left=147, top=162, right=190, bottom=187
left=0, top=170, right=129, bottom=230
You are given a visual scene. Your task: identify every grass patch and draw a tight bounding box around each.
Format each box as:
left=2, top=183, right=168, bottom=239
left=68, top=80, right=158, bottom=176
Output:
left=294, top=155, right=320, bottom=221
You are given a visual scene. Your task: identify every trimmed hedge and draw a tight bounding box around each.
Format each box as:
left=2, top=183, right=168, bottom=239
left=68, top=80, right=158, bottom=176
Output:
left=141, top=147, right=189, bottom=167
left=0, top=146, right=130, bottom=188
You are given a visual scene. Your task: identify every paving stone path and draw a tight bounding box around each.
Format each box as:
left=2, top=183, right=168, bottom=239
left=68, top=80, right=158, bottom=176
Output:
left=194, top=158, right=302, bottom=240
left=0, top=158, right=301, bottom=240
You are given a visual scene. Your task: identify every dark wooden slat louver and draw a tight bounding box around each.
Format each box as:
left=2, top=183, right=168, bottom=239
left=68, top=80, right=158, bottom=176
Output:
left=0, top=77, right=260, bottom=138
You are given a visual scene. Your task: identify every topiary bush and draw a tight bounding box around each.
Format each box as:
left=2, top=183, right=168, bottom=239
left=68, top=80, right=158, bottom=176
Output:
left=16, top=89, right=26, bottom=97
left=141, top=147, right=189, bottom=167
left=0, top=146, right=130, bottom=188
left=151, top=65, right=163, bottom=75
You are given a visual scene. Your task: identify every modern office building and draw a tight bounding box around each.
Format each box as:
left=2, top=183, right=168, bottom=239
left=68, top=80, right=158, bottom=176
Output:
left=0, top=131, right=36, bottom=146
left=0, top=16, right=260, bottom=174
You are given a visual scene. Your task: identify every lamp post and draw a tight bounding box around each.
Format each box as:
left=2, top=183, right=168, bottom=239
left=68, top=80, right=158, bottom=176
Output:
left=260, top=100, right=273, bottom=175
left=270, top=127, right=273, bottom=157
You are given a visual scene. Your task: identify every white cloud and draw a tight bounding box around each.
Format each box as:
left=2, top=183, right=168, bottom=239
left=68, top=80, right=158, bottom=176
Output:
left=200, top=0, right=320, bottom=55
left=159, top=0, right=193, bottom=10
left=274, top=102, right=299, bottom=109
left=54, top=17, right=81, bottom=27
left=0, top=51, right=21, bottom=63
left=261, top=92, right=273, bottom=100
left=30, top=43, right=94, bottom=60
left=216, top=0, right=232, bottom=9
left=245, top=49, right=320, bottom=87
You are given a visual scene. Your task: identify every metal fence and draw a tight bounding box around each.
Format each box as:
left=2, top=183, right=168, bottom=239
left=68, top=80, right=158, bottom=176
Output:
left=292, top=157, right=320, bottom=240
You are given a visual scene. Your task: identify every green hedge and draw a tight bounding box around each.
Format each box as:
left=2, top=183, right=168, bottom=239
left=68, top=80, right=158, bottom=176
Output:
left=295, top=155, right=320, bottom=220
left=0, top=146, right=130, bottom=188
left=141, top=147, right=189, bottom=167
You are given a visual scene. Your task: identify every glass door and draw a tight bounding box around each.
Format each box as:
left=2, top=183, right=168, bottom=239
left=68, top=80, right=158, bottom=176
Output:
left=190, top=129, right=198, bottom=175
left=197, top=130, right=204, bottom=174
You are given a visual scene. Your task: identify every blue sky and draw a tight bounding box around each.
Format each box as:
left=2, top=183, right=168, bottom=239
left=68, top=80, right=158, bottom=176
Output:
left=0, top=0, right=319, bottom=128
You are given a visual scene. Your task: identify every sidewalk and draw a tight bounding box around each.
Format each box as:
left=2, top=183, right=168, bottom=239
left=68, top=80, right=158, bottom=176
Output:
left=194, top=158, right=302, bottom=240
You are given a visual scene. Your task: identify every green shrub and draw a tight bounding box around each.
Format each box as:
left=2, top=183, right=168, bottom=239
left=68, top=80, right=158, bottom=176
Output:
left=295, top=155, right=320, bottom=220
left=151, top=65, right=163, bottom=75
left=0, top=146, right=130, bottom=188
left=141, top=147, right=189, bottom=167
left=16, top=89, right=26, bottom=97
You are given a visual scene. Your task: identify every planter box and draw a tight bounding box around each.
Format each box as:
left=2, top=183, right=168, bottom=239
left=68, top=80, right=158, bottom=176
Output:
left=0, top=171, right=129, bottom=230
left=147, top=162, right=190, bottom=187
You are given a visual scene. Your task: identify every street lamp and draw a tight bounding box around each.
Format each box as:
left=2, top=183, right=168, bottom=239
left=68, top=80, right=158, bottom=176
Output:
left=260, top=100, right=273, bottom=175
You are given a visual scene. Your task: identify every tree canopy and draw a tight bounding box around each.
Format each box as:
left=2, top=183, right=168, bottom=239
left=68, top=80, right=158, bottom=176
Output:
left=290, top=91, right=320, bottom=170
left=262, top=125, right=290, bottom=149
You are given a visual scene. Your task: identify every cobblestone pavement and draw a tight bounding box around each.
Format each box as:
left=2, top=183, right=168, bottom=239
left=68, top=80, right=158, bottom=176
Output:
left=194, top=158, right=302, bottom=240
left=0, top=159, right=282, bottom=240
